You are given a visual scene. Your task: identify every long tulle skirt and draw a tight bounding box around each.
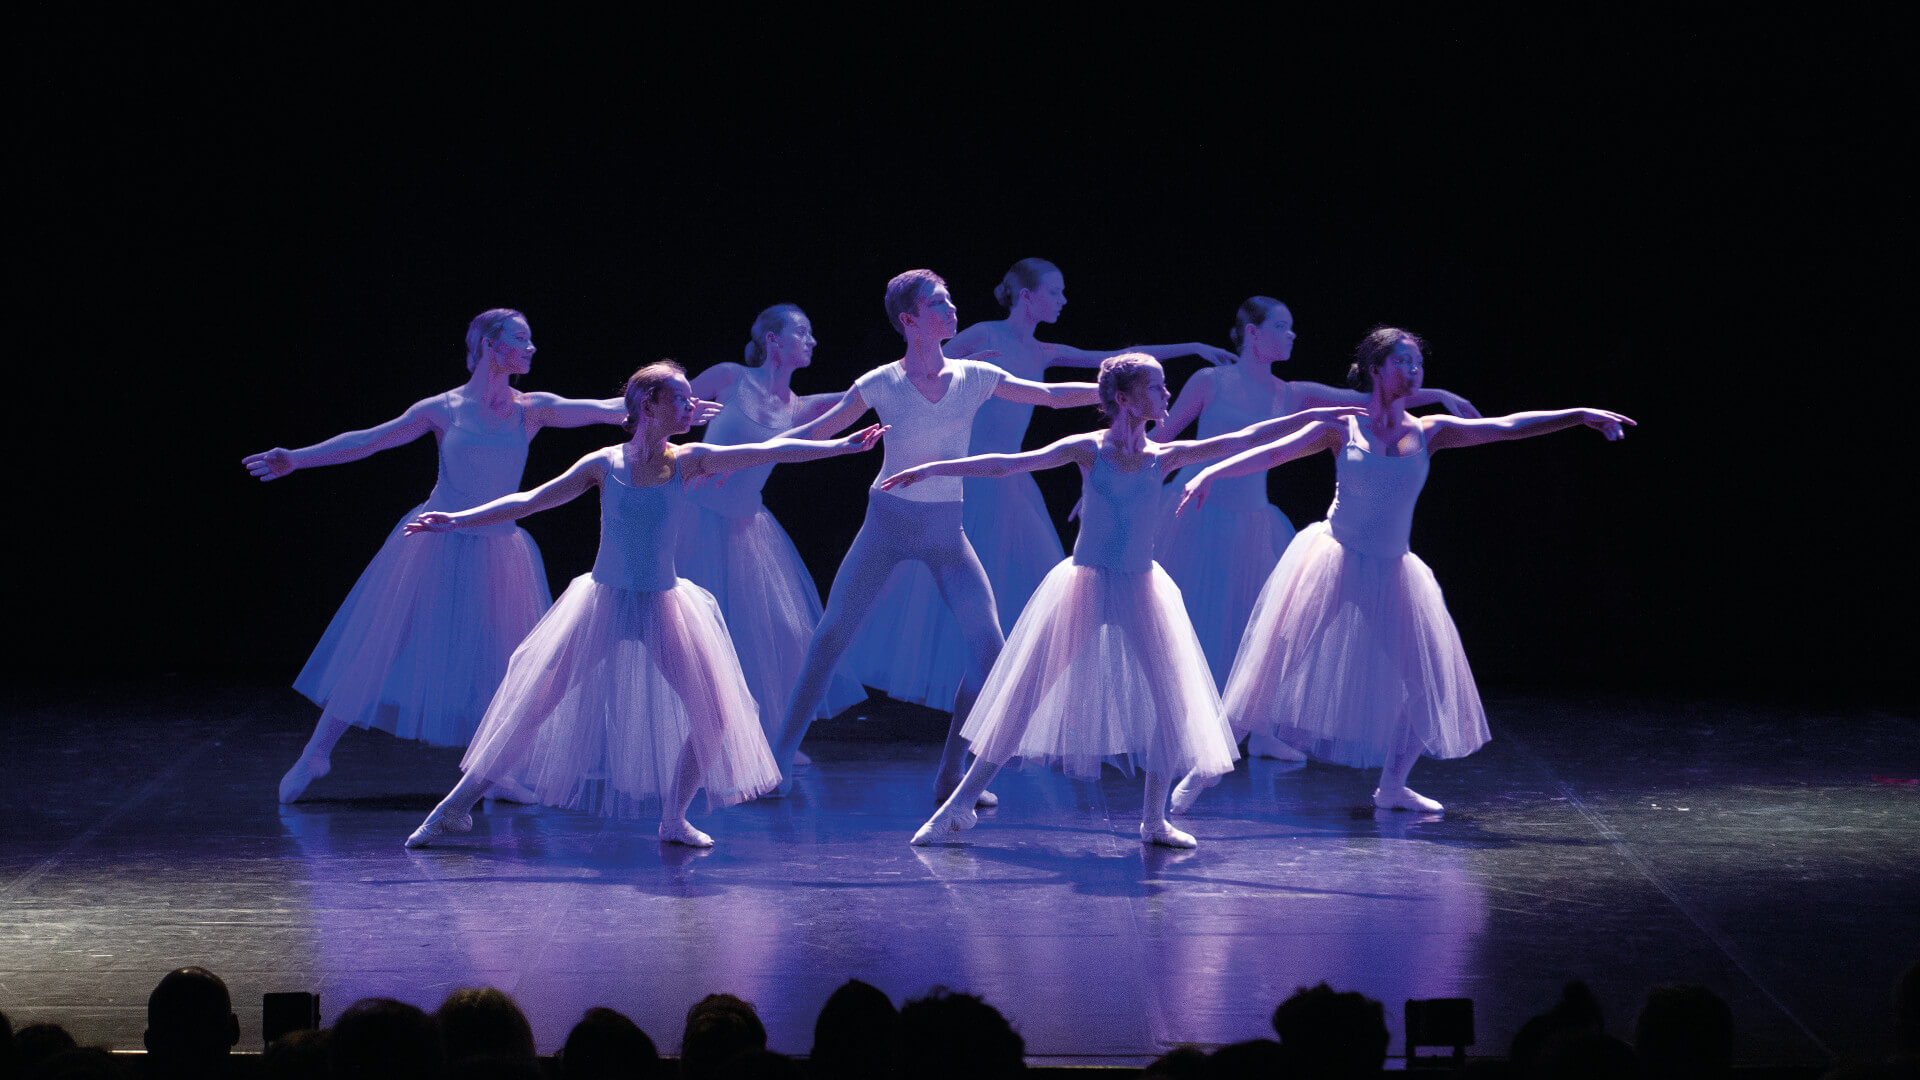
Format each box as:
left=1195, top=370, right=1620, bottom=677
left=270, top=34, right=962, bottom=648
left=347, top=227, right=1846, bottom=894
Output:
left=1154, top=485, right=1296, bottom=687
left=676, top=505, right=866, bottom=742
left=961, top=559, right=1239, bottom=782
left=845, top=473, right=1062, bottom=706
left=459, top=575, right=780, bottom=816
left=293, top=511, right=550, bottom=747
left=1222, top=522, right=1489, bottom=767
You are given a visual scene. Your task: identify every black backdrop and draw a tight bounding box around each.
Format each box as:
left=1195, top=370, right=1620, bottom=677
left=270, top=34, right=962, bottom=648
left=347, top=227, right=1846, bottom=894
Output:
left=15, top=10, right=1909, bottom=705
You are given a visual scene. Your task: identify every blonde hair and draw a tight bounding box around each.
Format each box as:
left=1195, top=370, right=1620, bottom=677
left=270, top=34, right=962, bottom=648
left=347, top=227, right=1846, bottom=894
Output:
left=1097, top=353, right=1160, bottom=420
left=621, top=360, right=687, bottom=433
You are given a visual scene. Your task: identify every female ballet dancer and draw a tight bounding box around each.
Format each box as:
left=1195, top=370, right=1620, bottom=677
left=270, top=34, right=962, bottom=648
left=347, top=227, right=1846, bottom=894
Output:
left=769, top=269, right=1102, bottom=804
left=1171, top=327, right=1633, bottom=814
left=402, top=361, right=886, bottom=848
left=679, top=304, right=867, bottom=765
left=846, top=258, right=1238, bottom=710
left=243, top=309, right=713, bottom=804
left=1151, top=297, right=1478, bottom=759
left=892, top=356, right=1363, bottom=847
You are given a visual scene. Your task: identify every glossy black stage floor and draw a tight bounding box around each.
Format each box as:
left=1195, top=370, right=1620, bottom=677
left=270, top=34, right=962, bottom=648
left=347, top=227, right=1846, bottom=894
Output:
left=2, top=681, right=1912, bottom=1068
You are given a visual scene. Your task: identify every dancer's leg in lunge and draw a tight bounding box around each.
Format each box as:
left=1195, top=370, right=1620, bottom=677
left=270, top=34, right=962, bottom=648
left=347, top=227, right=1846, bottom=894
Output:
left=929, top=534, right=1005, bottom=804
left=279, top=713, right=352, bottom=803
left=1372, top=715, right=1441, bottom=812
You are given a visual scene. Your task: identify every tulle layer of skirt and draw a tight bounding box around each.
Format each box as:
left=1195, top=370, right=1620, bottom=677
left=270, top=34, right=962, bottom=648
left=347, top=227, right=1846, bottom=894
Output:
left=1221, top=522, right=1489, bottom=767
left=675, top=504, right=866, bottom=740
left=459, top=575, right=780, bottom=816
left=293, top=512, right=550, bottom=747
left=961, top=560, right=1239, bottom=782
left=845, top=472, right=1062, bottom=706
left=1154, top=486, right=1296, bottom=687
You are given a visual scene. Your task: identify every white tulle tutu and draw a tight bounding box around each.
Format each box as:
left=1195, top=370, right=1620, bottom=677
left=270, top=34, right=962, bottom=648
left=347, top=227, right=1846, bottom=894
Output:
left=1154, top=483, right=1296, bottom=687
left=1222, top=522, right=1489, bottom=767
left=676, top=505, right=866, bottom=740
left=459, top=574, right=780, bottom=816
left=293, top=511, right=550, bottom=747
left=961, top=559, right=1239, bottom=782
left=846, top=472, right=1062, bottom=706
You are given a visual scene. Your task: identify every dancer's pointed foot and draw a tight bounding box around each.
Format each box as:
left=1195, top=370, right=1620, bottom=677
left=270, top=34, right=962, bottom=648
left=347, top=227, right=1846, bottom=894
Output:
left=792, top=749, right=812, bottom=767
left=404, top=808, right=473, bottom=849
left=1141, top=821, right=1198, bottom=848
left=659, top=820, right=714, bottom=848
left=278, top=756, right=331, bottom=804
left=1372, top=785, right=1444, bottom=813
left=1169, top=771, right=1217, bottom=815
left=1247, top=732, right=1307, bottom=761
left=910, top=805, right=978, bottom=846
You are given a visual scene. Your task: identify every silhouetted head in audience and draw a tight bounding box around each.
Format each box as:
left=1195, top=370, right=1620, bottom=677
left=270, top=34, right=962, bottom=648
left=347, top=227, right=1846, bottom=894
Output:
left=1208, top=1038, right=1286, bottom=1078
left=29, top=1045, right=130, bottom=1078
left=1634, top=983, right=1730, bottom=1080
left=715, top=1048, right=803, bottom=1079
left=561, top=1006, right=659, bottom=1079
left=330, top=996, right=444, bottom=1080
left=15, top=1021, right=79, bottom=1072
left=896, top=988, right=1025, bottom=1079
left=0, top=1008, right=13, bottom=1076
left=436, top=987, right=536, bottom=1066
left=1896, top=959, right=1920, bottom=1059
left=1512, top=980, right=1607, bottom=1076
left=681, top=993, right=768, bottom=1080
left=811, top=978, right=898, bottom=1079
left=1142, top=1044, right=1209, bottom=1078
left=143, top=966, right=240, bottom=1076
left=265, top=1026, right=333, bottom=1080
left=1270, top=982, right=1390, bottom=1078
left=1536, top=1029, right=1640, bottom=1079
left=445, top=1056, right=542, bottom=1080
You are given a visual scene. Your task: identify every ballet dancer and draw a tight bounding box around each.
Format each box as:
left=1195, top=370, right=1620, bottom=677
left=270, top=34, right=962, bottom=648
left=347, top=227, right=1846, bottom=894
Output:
left=1151, top=297, right=1478, bottom=759
left=679, top=304, right=867, bottom=766
left=403, top=361, right=886, bottom=848
left=244, top=309, right=717, bottom=804
left=847, top=258, right=1239, bottom=709
left=769, top=269, right=1102, bottom=805
left=894, top=355, right=1363, bottom=847
left=1171, top=327, right=1633, bottom=814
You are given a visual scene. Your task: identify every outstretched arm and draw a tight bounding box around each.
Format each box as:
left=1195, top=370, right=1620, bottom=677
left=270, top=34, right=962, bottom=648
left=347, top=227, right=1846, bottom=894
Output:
left=1289, top=380, right=1481, bottom=418
left=524, top=391, right=721, bottom=431
left=1148, top=367, right=1216, bottom=443
left=781, top=387, right=869, bottom=440
left=681, top=425, right=887, bottom=480
left=1044, top=341, right=1239, bottom=369
left=1159, top=406, right=1366, bottom=472
left=405, top=451, right=606, bottom=533
left=993, top=374, right=1101, bottom=409
left=241, top=397, right=440, bottom=481
left=1176, top=422, right=1345, bottom=516
left=1424, top=408, right=1634, bottom=451
left=880, top=434, right=1095, bottom=491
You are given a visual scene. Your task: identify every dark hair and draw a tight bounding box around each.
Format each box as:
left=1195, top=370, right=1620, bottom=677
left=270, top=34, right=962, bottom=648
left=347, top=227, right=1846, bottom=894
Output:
left=1270, top=982, right=1390, bottom=1078
left=811, top=979, right=898, bottom=1080
left=993, top=258, right=1060, bottom=309
left=622, top=360, right=688, bottom=434
left=562, top=1007, right=659, bottom=1079
left=884, top=270, right=945, bottom=338
left=896, top=988, right=1024, bottom=1079
left=1635, top=984, right=1731, bottom=1080
left=145, top=966, right=238, bottom=1066
left=1097, top=353, right=1160, bottom=421
left=437, top=987, right=536, bottom=1065
left=743, top=304, right=805, bottom=368
left=465, top=308, right=526, bottom=372
left=1347, top=325, right=1427, bottom=392
left=1229, top=296, right=1286, bottom=351
left=681, top=994, right=766, bottom=1080
left=330, top=997, right=444, bottom=1080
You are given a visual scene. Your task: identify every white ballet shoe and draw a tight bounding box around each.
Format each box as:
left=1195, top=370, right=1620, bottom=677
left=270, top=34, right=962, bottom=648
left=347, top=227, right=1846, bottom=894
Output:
left=1372, top=785, right=1444, bottom=813
left=1247, top=733, right=1307, bottom=761
left=659, top=820, right=714, bottom=848
left=1141, top=821, right=1198, bottom=848
left=278, top=756, right=331, bottom=804
left=483, top=778, right=539, bottom=804
left=404, top=808, right=473, bottom=849
left=974, top=789, right=998, bottom=809
left=910, top=805, right=978, bottom=846
left=1169, top=772, right=1217, bottom=815
left=792, top=749, right=812, bottom=767
left=932, top=780, right=998, bottom=809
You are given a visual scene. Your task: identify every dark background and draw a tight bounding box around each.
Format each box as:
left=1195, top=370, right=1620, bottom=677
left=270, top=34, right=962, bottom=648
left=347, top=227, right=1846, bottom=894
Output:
left=14, top=10, right=1910, bottom=705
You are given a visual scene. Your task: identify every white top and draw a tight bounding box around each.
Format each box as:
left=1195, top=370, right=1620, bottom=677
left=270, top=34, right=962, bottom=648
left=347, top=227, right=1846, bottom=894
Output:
left=854, top=359, right=1006, bottom=502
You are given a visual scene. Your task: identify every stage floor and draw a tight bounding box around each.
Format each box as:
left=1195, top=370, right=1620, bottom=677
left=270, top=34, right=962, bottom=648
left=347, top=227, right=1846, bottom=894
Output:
left=1, top=681, right=1912, bottom=1067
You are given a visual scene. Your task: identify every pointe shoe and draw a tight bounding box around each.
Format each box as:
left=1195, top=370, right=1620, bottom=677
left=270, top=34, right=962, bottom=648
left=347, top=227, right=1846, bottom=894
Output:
left=404, top=808, right=473, bottom=849
left=1141, top=821, right=1198, bottom=848
left=792, top=749, right=812, bottom=767
left=278, top=756, right=331, bottom=804
left=910, top=805, right=978, bottom=846
left=659, top=820, right=714, bottom=847
left=1372, top=785, right=1444, bottom=813
left=1169, top=772, right=1217, bottom=815
left=1247, top=733, right=1307, bottom=761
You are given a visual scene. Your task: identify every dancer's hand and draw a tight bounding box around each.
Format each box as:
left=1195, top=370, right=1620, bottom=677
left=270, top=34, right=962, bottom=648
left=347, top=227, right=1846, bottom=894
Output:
left=690, top=398, right=724, bottom=426
left=1176, top=475, right=1212, bottom=516
left=1195, top=344, right=1238, bottom=366
left=838, top=424, right=887, bottom=453
left=879, top=466, right=924, bottom=491
left=243, top=448, right=296, bottom=481
left=1580, top=409, right=1636, bottom=440
left=404, top=512, right=458, bottom=535
left=1435, top=391, right=1481, bottom=419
